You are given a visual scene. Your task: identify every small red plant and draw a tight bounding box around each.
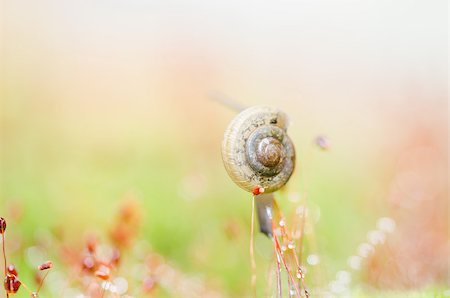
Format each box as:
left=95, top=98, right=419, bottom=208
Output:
left=1, top=199, right=223, bottom=297
left=0, top=217, right=53, bottom=298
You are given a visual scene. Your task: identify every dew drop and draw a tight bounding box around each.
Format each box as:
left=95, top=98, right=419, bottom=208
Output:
left=304, top=289, right=310, bottom=298
left=367, top=230, right=386, bottom=246
left=357, top=243, right=374, bottom=258
left=113, top=277, right=128, bottom=295
left=307, top=254, right=320, bottom=266
left=348, top=256, right=362, bottom=270
left=296, top=268, right=304, bottom=279
left=377, top=217, right=396, bottom=233
left=336, top=270, right=352, bottom=284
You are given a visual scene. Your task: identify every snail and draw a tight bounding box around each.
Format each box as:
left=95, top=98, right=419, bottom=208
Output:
left=221, top=106, right=296, bottom=193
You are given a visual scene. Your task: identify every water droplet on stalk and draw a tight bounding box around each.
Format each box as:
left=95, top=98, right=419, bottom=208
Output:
left=288, top=241, right=295, bottom=249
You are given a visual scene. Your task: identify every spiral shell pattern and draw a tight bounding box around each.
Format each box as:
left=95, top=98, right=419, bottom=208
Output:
left=221, top=106, right=295, bottom=193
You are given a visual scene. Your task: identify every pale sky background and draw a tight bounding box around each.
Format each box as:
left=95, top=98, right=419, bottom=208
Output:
left=0, top=2, right=447, bottom=289
left=1, top=0, right=447, bottom=165
left=2, top=0, right=447, bottom=108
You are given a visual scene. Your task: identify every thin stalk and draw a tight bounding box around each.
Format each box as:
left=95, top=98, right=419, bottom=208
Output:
left=2, top=232, right=9, bottom=298
left=273, top=238, right=282, bottom=298
left=274, top=235, right=301, bottom=297
left=100, top=285, right=106, bottom=298
left=250, top=196, right=257, bottom=297
left=36, top=270, right=50, bottom=294
left=15, top=276, right=33, bottom=295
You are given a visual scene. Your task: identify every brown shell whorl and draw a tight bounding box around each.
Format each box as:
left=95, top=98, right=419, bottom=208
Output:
left=221, top=106, right=296, bottom=193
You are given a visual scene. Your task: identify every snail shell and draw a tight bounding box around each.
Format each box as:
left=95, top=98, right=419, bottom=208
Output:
left=222, top=106, right=295, bottom=193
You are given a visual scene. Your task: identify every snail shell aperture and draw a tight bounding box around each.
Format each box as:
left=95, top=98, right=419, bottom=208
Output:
left=222, top=106, right=296, bottom=193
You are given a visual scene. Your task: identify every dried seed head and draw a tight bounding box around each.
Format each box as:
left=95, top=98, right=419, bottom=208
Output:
left=86, top=234, right=97, bottom=254
left=119, top=199, right=140, bottom=223
left=110, top=226, right=131, bottom=248
left=0, top=217, right=6, bottom=233
left=4, top=274, right=21, bottom=294
left=142, top=276, right=156, bottom=293
left=110, top=248, right=121, bottom=267
left=82, top=256, right=96, bottom=272
left=38, top=261, right=53, bottom=271
left=7, top=264, right=18, bottom=276
left=94, top=265, right=111, bottom=280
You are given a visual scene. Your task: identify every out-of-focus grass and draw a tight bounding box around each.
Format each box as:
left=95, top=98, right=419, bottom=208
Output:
left=351, top=287, right=448, bottom=298
left=1, top=96, right=446, bottom=297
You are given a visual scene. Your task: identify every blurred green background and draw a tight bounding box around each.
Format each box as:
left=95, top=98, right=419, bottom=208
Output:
left=0, top=1, right=448, bottom=297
